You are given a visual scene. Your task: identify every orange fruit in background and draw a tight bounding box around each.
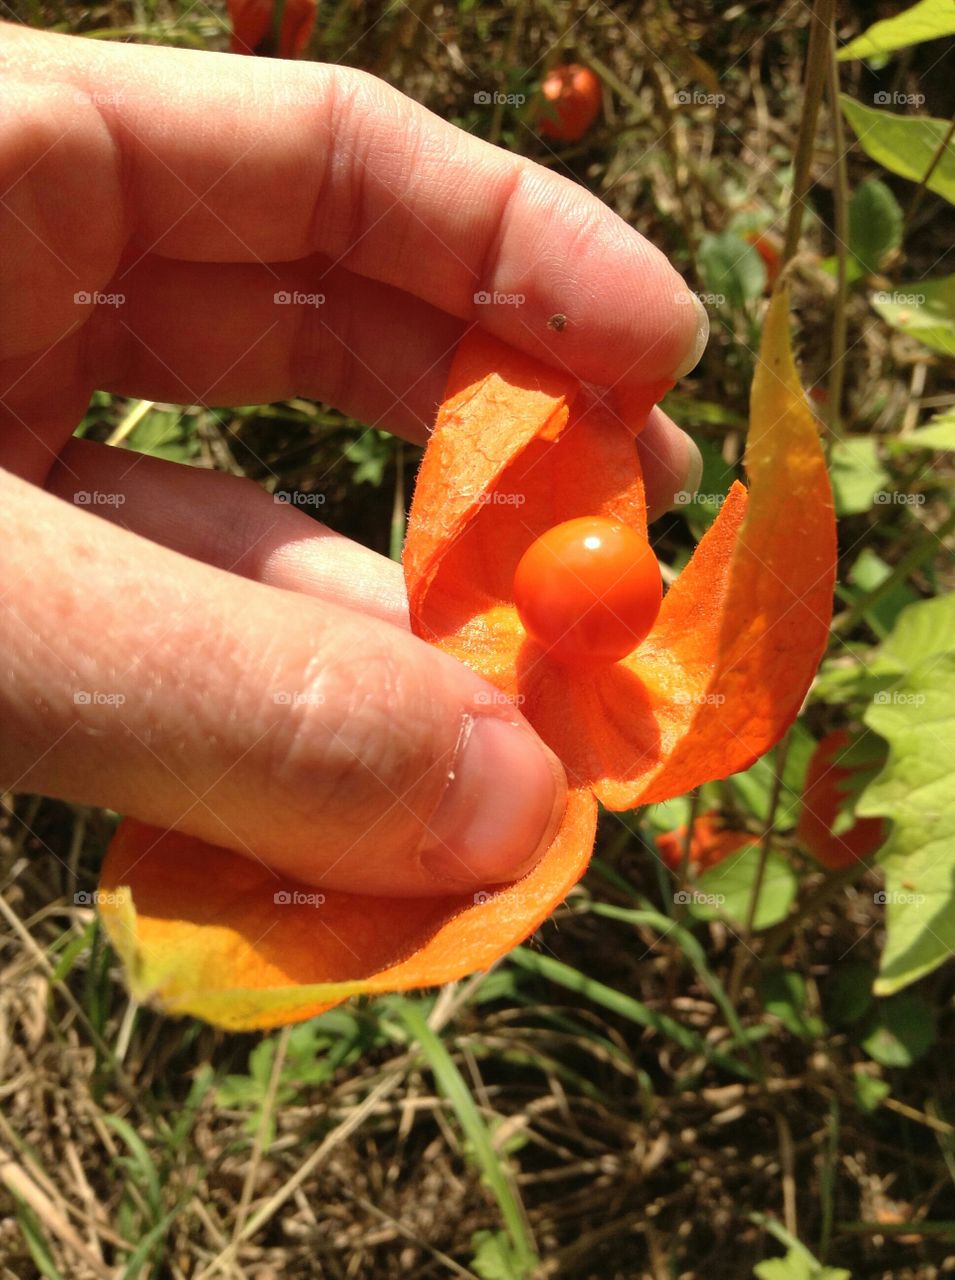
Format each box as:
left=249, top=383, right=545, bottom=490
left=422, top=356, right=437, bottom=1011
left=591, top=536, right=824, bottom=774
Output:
left=656, top=811, right=758, bottom=874
left=797, top=729, right=886, bottom=869
left=744, top=230, right=784, bottom=287
left=538, top=64, right=602, bottom=143
left=228, top=0, right=316, bottom=57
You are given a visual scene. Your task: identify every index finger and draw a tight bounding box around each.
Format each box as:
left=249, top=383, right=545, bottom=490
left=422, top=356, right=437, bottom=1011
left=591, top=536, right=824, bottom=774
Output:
left=1, top=24, right=707, bottom=393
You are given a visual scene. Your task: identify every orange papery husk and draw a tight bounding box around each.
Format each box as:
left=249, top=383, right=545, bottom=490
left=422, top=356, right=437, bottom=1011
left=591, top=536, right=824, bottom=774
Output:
left=97, top=288, right=834, bottom=1030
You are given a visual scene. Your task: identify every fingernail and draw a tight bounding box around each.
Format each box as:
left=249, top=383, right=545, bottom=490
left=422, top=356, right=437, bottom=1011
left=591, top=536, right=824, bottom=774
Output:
left=682, top=431, right=703, bottom=500
left=671, top=293, right=709, bottom=380
left=419, top=714, right=567, bottom=887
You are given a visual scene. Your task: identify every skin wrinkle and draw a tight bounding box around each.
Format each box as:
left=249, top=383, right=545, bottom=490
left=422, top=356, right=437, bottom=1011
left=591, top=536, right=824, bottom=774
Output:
left=470, top=160, right=525, bottom=319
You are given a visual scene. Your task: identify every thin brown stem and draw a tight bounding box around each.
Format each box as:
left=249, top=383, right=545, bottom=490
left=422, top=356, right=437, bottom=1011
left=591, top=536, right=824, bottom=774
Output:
left=782, top=0, right=836, bottom=270
left=728, top=734, right=792, bottom=1003
left=826, top=24, right=849, bottom=451
left=903, top=113, right=955, bottom=233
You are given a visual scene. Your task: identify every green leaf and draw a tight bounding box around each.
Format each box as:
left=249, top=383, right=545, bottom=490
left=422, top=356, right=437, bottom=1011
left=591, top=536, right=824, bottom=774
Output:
left=859, top=645, right=955, bottom=993
left=870, top=276, right=955, bottom=356
left=730, top=720, right=815, bottom=827
left=824, top=961, right=875, bottom=1026
left=846, top=548, right=919, bottom=636
left=841, top=96, right=955, bottom=205
left=818, top=253, right=867, bottom=284
left=755, top=1256, right=850, bottom=1280
left=676, top=434, right=738, bottom=533
left=838, top=0, right=955, bottom=61
left=692, top=846, right=798, bottom=931
left=853, top=1070, right=891, bottom=1112
left=828, top=436, right=890, bottom=515
left=472, top=1229, right=526, bottom=1280
left=759, top=969, right=826, bottom=1039
left=125, top=409, right=200, bottom=462
left=848, top=179, right=903, bottom=273
left=880, top=592, right=955, bottom=671
left=697, top=231, right=767, bottom=311
left=892, top=408, right=955, bottom=451
left=860, top=992, right=937, bottom=1066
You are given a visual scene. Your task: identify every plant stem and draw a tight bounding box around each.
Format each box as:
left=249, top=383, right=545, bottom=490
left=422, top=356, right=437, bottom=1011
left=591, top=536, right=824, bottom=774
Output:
left=728, top=734, right=791, bottom=1004
left=390, top=442, right=406, bottom=563
left=903, top=112, right=955, bottom=233
left=782, top=0, right=836, bottom=271
left=826, top=23, right=849, bottom=451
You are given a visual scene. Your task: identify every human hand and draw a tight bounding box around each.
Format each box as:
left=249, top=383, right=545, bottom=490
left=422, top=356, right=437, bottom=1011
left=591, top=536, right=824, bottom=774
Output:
left=0, top=25, right=707, bottom=896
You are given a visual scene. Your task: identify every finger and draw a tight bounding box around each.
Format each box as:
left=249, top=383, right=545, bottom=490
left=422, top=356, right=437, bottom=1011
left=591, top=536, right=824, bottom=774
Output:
left=637, top=408, right=704, bottom=521
left=82, top=255, right=461, bottom=442
left=2, top=468, right=566, bottom=897
left=2, top=25, right=706, bottom=392
left=47, top=437, right=409, bottom=625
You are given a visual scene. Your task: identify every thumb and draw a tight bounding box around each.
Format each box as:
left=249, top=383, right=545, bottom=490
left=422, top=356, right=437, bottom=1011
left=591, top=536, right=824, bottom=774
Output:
left=2, top=471, right=566, bottom=897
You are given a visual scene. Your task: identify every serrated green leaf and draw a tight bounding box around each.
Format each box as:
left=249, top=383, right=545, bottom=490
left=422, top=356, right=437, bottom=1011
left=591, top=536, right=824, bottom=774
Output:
left=859, top=648, right=955, bottom=993
left=841, top=97, right=955, bottom=205
left=860, top=992, right=937, bottom=1066
left=893, top=408, right=955, bottom=451
left=828, top=436, right=889, bottom=515
left=838, top=0, right=955, bottom=61
left=881, top=592, right=955, bottom=671
left=848, top=179, right=903, bottom=273
left=871, top=276, right=955, bottom=356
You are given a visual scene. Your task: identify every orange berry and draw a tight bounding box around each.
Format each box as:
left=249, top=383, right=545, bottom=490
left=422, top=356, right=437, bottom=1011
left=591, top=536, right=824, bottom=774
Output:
left=538, top=64, right=602, bottom=143
left=513, top=517, right=661, bottom=664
